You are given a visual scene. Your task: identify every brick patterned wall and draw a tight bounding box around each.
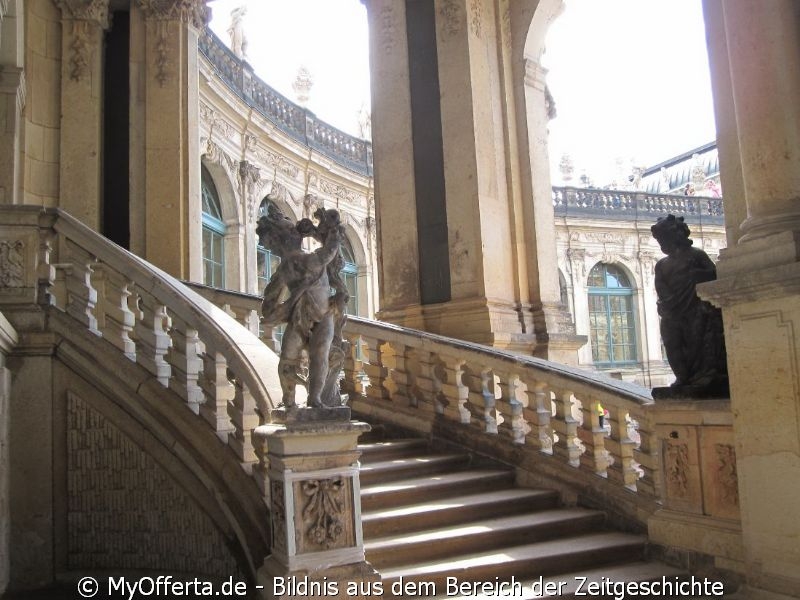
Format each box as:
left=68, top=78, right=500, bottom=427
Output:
left=66, top=393, right=243, bottom=577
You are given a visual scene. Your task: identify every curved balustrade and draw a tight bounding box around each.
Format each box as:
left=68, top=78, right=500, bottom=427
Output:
left=180, top=286, right=666, bottom=523
left=2, top=206, right=280, bottom=468
left=199, top=29, right=372, bottom=176
left=553, top=186, right=725, bottom=225
left=340, top=316, right=661, bottom=517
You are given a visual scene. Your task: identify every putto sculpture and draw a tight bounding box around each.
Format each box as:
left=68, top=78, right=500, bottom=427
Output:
left=651, top=215, right=728, bottom=398
left=256, top=200, right=350, bottom=412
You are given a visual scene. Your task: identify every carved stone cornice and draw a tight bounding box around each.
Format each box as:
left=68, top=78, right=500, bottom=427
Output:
left=136, top=0, right=209, bottom=29
left=54, top=0, right=110, bottom=28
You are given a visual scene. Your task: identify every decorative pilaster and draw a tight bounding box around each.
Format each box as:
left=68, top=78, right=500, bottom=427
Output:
left=134, top=0, right=207, bottom=280
left=0, top=67, right=24, bottom=205
left=254, top=416, right=380, bottom=600
left=55, top=0, right=110, bottom=229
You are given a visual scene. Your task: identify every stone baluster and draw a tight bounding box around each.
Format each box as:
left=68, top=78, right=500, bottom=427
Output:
left=496, top=372, right=528, bottom=444
left=361, top=336, right=392, bottom=403
left=382, top=341, right=410, bottom=406
left=228, top=381, right=259, bottom=467
left=36, top=229, right=56, bottom=307
left=166, top=314, right=204, bottom=414
left=480, top=369, right=499, bottom=435
left=437, top=354, right=469, bottom=424
left=341, top=333, right=366, bottom=398
left=408, top=349, right=440, bottom=415
left=199, top=347, right=235, bottom=441
left=551, top=389, right=580, bottom=467
left=523, top=381, right=553, bottom=453
left=632, top=408, right=659, bottom=498
left=93, top=266, right=136, bottom=361
left=605, top=404, right=638, bottom=490
left=64, top=241, right=100, bottom=335
left=578, top=396, right=608, bottom=476
left=133, top=293, right=172, bottom=386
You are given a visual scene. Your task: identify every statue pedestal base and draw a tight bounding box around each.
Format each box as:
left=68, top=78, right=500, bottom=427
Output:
left=254, top=418, right=378, bottom=600
left=653, top=376, right=730, bottom=400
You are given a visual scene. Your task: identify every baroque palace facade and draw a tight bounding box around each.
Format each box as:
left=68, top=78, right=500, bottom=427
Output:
left=1, top=1, right=800, bottom=599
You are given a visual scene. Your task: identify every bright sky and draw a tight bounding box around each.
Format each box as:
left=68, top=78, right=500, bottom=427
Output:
left=207, top=0, right=716, bottom=186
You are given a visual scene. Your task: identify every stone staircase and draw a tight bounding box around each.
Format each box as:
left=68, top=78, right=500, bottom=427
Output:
left=358, top=427, right=684, bottom=599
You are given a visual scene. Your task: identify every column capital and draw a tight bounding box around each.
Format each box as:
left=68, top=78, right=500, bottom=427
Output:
left=136, top=0, right=209, bottom=30
left=54, top=0, right=110, bottom=28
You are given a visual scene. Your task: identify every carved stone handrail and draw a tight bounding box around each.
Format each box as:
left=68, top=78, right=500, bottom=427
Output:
left=340, top=317, right=660, bottom=514
left=0, top=206, right=281, bottom=468
left=183, top=277, right=664, bottom=523
left=198, top=28, right=373, bottom=176
left=553, top=186, right=725, bottom=225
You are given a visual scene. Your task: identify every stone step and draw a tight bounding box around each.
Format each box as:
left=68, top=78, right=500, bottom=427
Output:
left=379, top=531, right=647, bottom=590
left=362, top=488, right=559, bottom=539
left=358, top=439, right=431, bottom=462
left=427, top=561, right=688, bottom=599
left=360, top=468, right=516, bottom=511
left=365, top=507, right=606, bottom=570
left=359, top=452, right=471, bottom=486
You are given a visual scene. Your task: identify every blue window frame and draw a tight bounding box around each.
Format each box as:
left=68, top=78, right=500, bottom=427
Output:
left=587, top=263, right=637, bottom=366
left=340, top=238, right=359, bottom=316
left=201, top=166, right=226, bottom=288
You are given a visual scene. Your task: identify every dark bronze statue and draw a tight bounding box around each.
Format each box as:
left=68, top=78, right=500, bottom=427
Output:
left=651, top=215, right=729, bottom=399
left=256, top=201, right=350, bottom=410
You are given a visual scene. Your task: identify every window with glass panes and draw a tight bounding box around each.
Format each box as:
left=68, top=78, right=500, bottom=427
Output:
left=587, top=263, right=637, bottom=365
left=340, top=238, right=359, bottom=316
left=201, top=166, right=226, bottom=288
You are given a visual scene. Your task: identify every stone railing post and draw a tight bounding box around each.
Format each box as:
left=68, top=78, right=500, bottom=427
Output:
left=254, top=411, right=379, bottom=599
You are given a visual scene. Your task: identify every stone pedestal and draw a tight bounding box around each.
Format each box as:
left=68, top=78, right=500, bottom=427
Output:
left=254, top=413, right=381, bottom=600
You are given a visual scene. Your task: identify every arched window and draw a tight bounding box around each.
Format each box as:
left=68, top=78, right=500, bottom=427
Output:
left=587, top=263, right=637, bottom=366
left=201, top=165, right=226, bottom=287
left=340, top=237, right=359, bottom=316
left=257, top=199, right=281, bottom=294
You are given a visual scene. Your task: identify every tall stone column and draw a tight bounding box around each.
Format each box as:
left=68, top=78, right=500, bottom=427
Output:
left=55, top=0, right=110, bottom=229
left=135, top=0, right=205, bottom=280
left=698, top=1, right=800, bottom=597
left=364, top=0, right=582, bottom=360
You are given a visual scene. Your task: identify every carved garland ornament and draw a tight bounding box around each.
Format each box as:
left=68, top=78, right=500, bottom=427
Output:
left=0, top=240, right=24, bottom=288
left=55, top=0, right=111, bottom=82
left=715, top=443, right=739, bottom=507
left=379, top=5, right=395, bottom=55
left=301, top=478, right=345, bottom=549
left=270, top=480, right=287, bottom=553
left=136, top=0, right=209, bottom=29
left=469, top=0, right=483, bottom=38
left=439, top=0, right=462, bottom=38
left=665, top=442, right=689, bottom=498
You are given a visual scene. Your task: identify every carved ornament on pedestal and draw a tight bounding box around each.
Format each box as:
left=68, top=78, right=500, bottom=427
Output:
left=0, top=240, right=24, bottom=288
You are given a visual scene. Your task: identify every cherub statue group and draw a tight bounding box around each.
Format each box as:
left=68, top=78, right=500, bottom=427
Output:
left=256, top=201, right=350, bottom=410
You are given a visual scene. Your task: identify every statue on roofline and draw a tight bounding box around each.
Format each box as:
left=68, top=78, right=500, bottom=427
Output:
left=651, top=215, right=729, bottom=399
left=256, top=200, right=350, bottom=413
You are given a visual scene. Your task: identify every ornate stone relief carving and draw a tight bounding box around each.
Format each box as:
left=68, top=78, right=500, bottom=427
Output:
left=55, top=0, right=111, bottom=82
left=318, top=177, right=365, bottom=206
left=0, top=240, right=24, bottom=288
left=136, top=0, right=209, bottom=30
left=665, top=442, right=689, bottom=498
left=301, top=478, right=345, bottom=550
left=254, top=149, right=300, bottom=180
left=439, top=0, right=462, bottom=38
left=469, top=0, right=483, bottom=38
left=501, top=2, right=511, bottom=48
left=154, top=20, right=170, bottom=86
left=202, top=139, right=237, bottom=178
left=270, top=480, right=287, bottom=554
left=199, top=102, right=236, bottom=141
left=379, top=5, right=395, bottom=55
left=565, top=248, right=586, bottom=280
left=238, top=161, right=268, bottom=223
left=715, top=443, right=739, bottom=507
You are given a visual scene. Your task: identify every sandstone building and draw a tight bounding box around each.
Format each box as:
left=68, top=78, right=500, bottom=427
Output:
left=0, top=1, right=798, bottom=599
